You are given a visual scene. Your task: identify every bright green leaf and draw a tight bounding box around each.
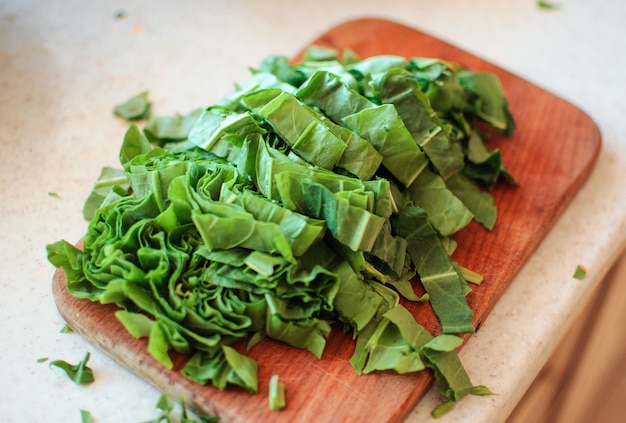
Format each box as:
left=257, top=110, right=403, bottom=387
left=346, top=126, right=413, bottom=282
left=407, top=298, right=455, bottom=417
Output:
left=269, top=374, right=286, bottom=411
left=573, top=265, right=587, bottom=280
left=49, top=352, right=95, bottom=385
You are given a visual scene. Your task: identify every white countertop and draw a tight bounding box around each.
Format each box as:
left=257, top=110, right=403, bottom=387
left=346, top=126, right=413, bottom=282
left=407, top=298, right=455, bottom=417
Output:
left=2, top=1, right=625, bottom=422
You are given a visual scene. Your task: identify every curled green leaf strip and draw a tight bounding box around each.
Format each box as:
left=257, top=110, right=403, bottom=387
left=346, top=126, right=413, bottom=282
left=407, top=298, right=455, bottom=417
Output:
left=49, top=352, right=95, bottom=385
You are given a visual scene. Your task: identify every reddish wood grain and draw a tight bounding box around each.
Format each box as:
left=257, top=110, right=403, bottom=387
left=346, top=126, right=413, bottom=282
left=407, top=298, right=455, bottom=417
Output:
left=52, top=18, right=601, bottom=423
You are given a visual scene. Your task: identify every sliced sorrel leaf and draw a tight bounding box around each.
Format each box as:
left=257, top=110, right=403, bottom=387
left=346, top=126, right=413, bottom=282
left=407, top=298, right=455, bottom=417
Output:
left=268, top=374, right=286, bottom=411
left=113, top=90, right=152, bottom=120
left=406, top=168, right=474, bottom=237
left=79, top=409, right=94, bottom=423
left=182, top=346, right=258, bottom=393
left=392, top=206, right=475, bottom=334
left=143, top=108, right=203, bottom=143
left=49, top=352, right=95, bottom=385
left=342, top=104, right=429, bottom=187
left=573, top=265, right=587, bottom=280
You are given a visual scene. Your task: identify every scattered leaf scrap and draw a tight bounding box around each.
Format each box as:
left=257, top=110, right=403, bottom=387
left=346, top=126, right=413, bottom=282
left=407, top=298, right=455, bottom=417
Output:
left=49, top=352, right=95, bottom=385
left=573, top=265, right=587, bottom=280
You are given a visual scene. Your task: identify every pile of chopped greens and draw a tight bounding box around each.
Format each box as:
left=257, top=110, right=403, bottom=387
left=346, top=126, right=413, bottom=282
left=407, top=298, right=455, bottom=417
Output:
left=47, top=46, right=515, bottom=417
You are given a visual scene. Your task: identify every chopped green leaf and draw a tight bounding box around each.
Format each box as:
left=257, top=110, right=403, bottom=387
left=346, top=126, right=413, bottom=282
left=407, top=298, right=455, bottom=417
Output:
left=538, top=1, right=560, bottom=10
left=49, top=352, right=95, bottom=385
left=342, top=103, right=429, bottom=187
left=455, top=71, right=515, bottom=135
left=142, top=394, right=219, bottom=423
left=147, top=322, right=175, bottom=370
left=431, top=384, right=497, bottom=418
left=406, top=168, right=474, bottom=237
left=113, top=91, right=152, bottom=121
left=82, top=166, right=130, bottom=221
left=573, top=265, right=587, bottom=280
left=182, top=346, right=258, bottom=393
left=60, top=323, right=73, bottom=333
left=79, top=409, right=94, bottom=423
left=155, top=394, right=174, bottom=414
left=351, top=304, right=430, bottom=375
left=431, top=399, right=455, bottom=418
left=393, top=206, right=475, bottom=334
left=459, top=266, right=484, bottom=285
left=143, top=108, right=203, bottom=143
left=269, top=374, right=286, bottom=411
left=445, top=172, right=497, bottom=231
left=37, top=357, right=49, bottom=363
left=470, top=385, right=498, bottom=396
left=48, top=191, right=62, bottom=199
left=113, top=10, right=126, bottom=20
left=115, top=310, right=155, bottom=338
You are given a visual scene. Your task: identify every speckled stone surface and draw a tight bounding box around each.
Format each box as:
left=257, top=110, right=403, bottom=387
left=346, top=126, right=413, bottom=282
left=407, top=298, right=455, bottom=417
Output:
left=1, top=1, right=625, bottom=422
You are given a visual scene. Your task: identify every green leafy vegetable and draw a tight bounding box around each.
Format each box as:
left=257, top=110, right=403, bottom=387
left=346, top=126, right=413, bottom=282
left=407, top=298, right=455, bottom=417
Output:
left=182, top=346, right=258, bottom=393
left=113, top=91, right=152, bottom=120
left=143, top=108, right=203, bottom=144
left=142, top=394, right=219, bottom=423
left=538, top=0, right=561, bottom=10
left=113, top=10, right=126, bottom=20
left=60, top=323, right=73, bottom=333
left=342, top=103, right=429, bottom=187
left=455, top=71, right=515, bottom=135
left=47, top=46, right=517, bottom=413
left=431, top=385, right=496, bottom=418
left=393, top=206, right=475, bottom=334
left=269, top=374, right=286, bottom=411
left=49, top=352, right=95, bottom=385
left=80, top=409, right=94, bottom=423
left=445, top=172, right=497, bottom=230
left=405, top=168, right=474, bottom=237
left=82, top=166, right=131, bottom=220
left=573, top=265, right=587, bottom=280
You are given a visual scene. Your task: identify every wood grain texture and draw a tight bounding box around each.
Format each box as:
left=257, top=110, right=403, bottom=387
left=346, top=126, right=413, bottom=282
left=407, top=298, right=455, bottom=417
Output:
left=51, top=18, right=601, bottom=423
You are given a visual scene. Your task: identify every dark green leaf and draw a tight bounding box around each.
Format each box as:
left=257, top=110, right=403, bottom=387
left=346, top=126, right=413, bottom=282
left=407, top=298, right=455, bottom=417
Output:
left=406, top=168, right=474, bottom=237
left=456, top=71, right=515, bottom=134
left=393, top=206, right=475, bottom=334
left=445, top=172, right=497, bottom=230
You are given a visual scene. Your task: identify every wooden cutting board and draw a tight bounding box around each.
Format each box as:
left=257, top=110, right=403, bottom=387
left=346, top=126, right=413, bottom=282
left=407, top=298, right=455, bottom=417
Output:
left=52, top=18, right=601, bottom=423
